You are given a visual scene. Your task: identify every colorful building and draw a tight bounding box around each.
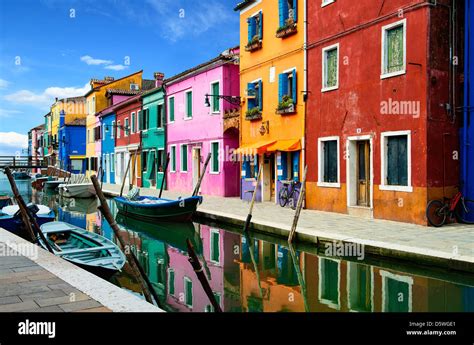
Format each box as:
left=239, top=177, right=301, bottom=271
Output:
left=462, top=0, right=474, bottom=221
left=84, top=71, right=145, bottom=176
left=141, top=73, right=166, bottom=189
left=165, top=48, right=241, bottom=196
left=234, top=0, right=305, bottom=203
left=28, top=124, right=45, bottom=173
left=304, top=0, right=463, bottom=224
left=43, top=112, right=53, bottom=165
left=58, top=118, right=86, bottom=173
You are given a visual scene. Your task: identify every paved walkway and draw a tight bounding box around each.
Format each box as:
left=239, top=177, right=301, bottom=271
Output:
left=0, top=229, right=162, bottom=312
left=103, top=183, right=474, bottom=272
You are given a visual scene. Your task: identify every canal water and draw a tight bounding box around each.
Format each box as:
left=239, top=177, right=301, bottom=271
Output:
left=1, top=175, right=474, bottom=312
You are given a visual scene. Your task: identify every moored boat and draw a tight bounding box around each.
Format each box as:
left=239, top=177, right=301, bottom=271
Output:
left=114, top=195, right=202, bottom=222
left=0, top=195, right=12, bottom=209
left=39, top=221, right=126, bottom=278
left=59, top=183, right=96, bottom=198
left=12, top=171, right=31, bottom=180
left=44, top=179, right=64, bottom=192
left=0, top=204, right=55, bottom=236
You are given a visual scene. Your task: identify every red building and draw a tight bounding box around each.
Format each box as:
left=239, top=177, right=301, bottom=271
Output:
left=305, top=0, right=463, bottom=225
left=114, top=94, right=143, bottom=187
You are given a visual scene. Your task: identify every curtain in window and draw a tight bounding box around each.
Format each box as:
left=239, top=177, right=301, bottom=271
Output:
left=387, top=135, right=408, bottom=186
left=326, top=49, right=338, bottom=88
left=387, top=26, right=403, bottom=73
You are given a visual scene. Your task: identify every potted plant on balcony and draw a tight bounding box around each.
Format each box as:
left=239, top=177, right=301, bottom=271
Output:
left=245, top=35, right=263, bottom=52
left=276, top=17, right=297, bottom=38
left=276, top=95, right=295, bottom=114
left=245, top=107, right=262, bottom=120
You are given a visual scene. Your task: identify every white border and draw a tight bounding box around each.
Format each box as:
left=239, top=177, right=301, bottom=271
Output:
left=318, top=257, right=341, bottom=310
left=321, top=0, right=335, bottom=7
left=209, top=228, right=220, bottom=264
left=380, top=18, right=407, bottom=79
left=321, top=43, right=340, bottom=92
left=379, top=130, right=413, bottom=192
left=317, top=136, right=340, bottom=188
left=168, top=96, right=175, bottom=123
left=380, top=270, right=413, bottom=312
left=169, top=145, right=177, bottom=173
left=346, top=262, right=374, bottom=312
left=184, top=89, right=193, bottom=120
left=184, top=276, right=193, bottom=308
left=209, top=80, right=221, bottom=114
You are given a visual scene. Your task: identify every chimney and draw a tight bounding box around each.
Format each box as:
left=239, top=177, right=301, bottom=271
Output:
left=154, top=72, right=165, bottom=88
left=104, top=76, right=115, bottom=82
left=55, top=97, right=58, bottom=102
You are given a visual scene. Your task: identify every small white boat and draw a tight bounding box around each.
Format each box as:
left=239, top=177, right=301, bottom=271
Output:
left=58, top=174, right=96, bottom=198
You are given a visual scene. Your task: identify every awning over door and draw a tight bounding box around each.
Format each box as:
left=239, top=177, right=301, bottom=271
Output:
left=266, top=139, right=301, bottom=152
left=234, top=140, right=276, bottom=155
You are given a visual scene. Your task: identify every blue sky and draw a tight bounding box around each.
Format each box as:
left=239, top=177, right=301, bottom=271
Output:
left=0, top=0, right=239, bottom=155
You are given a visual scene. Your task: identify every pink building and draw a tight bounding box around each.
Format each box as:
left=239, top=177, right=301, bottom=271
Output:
left=165, top=48, right=240, bottom=196
left=166, top=225, right=240, bottom=312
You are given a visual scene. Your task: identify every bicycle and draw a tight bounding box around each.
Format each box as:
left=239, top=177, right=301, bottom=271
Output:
left=278, top=180, right=300, bottom=210
left=426, top=191, right=474, bottom=227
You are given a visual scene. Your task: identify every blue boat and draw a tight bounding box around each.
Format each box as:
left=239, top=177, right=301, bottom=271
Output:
left=114, top=195, right=203, bottom=222
left=12, top=171, right=31, bottom=180
left=0, top=195, right=12, bottom=209
left=0, top=204, right=55, bottom=236
left=39, top=221, right=126, bottom=279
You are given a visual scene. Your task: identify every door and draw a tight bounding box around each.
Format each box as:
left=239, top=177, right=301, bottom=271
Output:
left=263, top=153, right=275, bottom=202
left=357, top=141, right=370, bottom=206
left=193, top=148, right=201, bottom=190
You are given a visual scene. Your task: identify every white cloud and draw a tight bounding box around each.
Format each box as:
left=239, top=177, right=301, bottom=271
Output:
left=0, top=132, right=28, bottom=148
left=0, top=78, right=9, bottom=88
left=80, top=55, right=113, bottom=66
left=3, top=83, right=91, bottom=108
left=0, top=109, right=21, bottom=118
left=105, top=64, right=128, bottom=71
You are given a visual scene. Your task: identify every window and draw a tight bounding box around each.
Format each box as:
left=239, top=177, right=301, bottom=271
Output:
left=181, top=144, right=188, bottom=172
left=138, top=110, right=142, bottom=130
left=278, top=0, right=297, bottom=27
left=168, top=269, right=175, bottom=295
left=381, top=131, right=411, bottom=192
left=124, top=118, right=129, bottom=136
left=278, top=69, right=297, bottom=106
left=102, top=124, right=106, bottom=141
left=117, top=121, right=121, bottom=138
left=319, top=258, right=340, bottom=310
left=210, top=141, right=219, bottom=173
left=322, top=43, right=339, bottom=91
left=185, top=91, right=193, bottom=118
left=130, top=83, right=139, bottom=91
left=111, top=121, right=115, bottom=138
left=318, top=137, right=339, bottom=187
left=247, top=80, right=263, bottom=112
left=205, top=293, right=221, bottom=312
left=211, top=82, right=220, bottom=113
left=348, top=263, right=372, bottom=312
left=380, top=270, right=413, bottom=312
left=168, top=97, right=175, bottom=122
left=247, top=12, right=263, bottom=44
left=381, top=19, right=406, bottom=78
left=278, top=151, right=299, bottom=181
left=157, top=103, right=164, bottom=128
left=157, top=149, right=164, bottom=173
left=170, top=145, right=176, bottom=172
left=184, top=277, right=193, bottom=308
left=131, top=112, right=136, bottom=133
left=242, top=155, right=259, bottom=179
left=140, top=109, right=149, bottom=131
left=142, top=150, right=148, bottom=173
left=71, top=159, right=82, bottom=171
left=210, top=229, right=220, bottom=264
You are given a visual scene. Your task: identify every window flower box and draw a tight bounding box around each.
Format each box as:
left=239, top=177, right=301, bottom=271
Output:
left=245, top=107, right=262, bottom=121
left=276, top=95, right=296, bottom=114
left=276, top=21, right=297, bottom=38
left=245, top=36, right=263, bottom=52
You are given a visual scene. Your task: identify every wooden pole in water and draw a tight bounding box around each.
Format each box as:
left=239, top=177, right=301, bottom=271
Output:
left=186, top=238, right=222, bottom=312
left=4, top=167, right=54, bottom=253
left=288, top=243, right=309, bottom=312
left=158, top=153, right=170, bottom=199
left=288, top=166, right=308, bottom=244
left=90, top=175, right=160, bottom=307
left=243, top=162, right=263, bottom=234
left=243, top=231, right=264, bottom=298
left=120, top=155, right=131, bottom=197
left=192, top=153, right=211, bottom=197
left=129, top=152, right=137, bottom=190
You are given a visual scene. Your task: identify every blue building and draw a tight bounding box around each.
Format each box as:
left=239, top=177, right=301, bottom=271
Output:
left=98, top=110, right=116, bottom=184
left=58, top=116, right=87, bottom=173
left=461, top=0, right=474, bottom=221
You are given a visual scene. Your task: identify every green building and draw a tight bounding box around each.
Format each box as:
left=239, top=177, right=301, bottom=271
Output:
left=141, top=74, right=166, bottom=188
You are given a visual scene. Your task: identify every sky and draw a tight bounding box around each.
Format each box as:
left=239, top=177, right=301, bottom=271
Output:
left=0, top=0, right=239, bottom=155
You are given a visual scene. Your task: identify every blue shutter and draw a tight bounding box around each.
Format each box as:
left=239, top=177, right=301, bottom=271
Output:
left=258, top=80, right=263, bottom=110
left=251, top=17, right=257, bottom=39
left=293, top=0, right=298, bottom=22
left=258, top=12, right=263, bottom=39
left=254, top=155, right=259, bottom=178
left=243, top=160, right=251, bottom=178
left=292, top=152, right=300, bottom=181
left=247, top=18, right=252, bottom=42
left=281, top=152, right=288, bottom=180
left=291, top=69, right=297, bottom=104
left=247, top=82, right=255, bottom=109
left=279, top=0, right=285, bottom=27
left=278, top=73, right=285, bottom=102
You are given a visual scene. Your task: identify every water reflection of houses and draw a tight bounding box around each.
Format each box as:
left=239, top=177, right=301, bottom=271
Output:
left=166, top=225, right=241, bottom=312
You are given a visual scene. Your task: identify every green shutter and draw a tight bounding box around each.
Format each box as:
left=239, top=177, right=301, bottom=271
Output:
left=326, top=48, right=338, bottom=88
left=185, top=279, right=193, bottom=306
left=138, top=111, right=142, bottom=130
left=212, top=142, right=219, bottom=172
left=186, top=92, right=192, bottom=117
left=387, top=26, right=404, bottom=73
left=212, top=82, right=220, bottom=112
left=211, top=231, right=220, bottom=262
left=131, top=113, right=135, bottom=132
left=181, top=145, right=187, bottom=171
left=169, top=270, right=175, bottom=295
left=386, top=278, right=409, bottom=312
left=323, top=140, right=337, bottom=183
left=169, top=98, right=175, bottom=122
left=322, top=259, right=339, bottom=303
left=387, top=136, right=408, bottom=186
left=171, top=146, right=176, bottom=171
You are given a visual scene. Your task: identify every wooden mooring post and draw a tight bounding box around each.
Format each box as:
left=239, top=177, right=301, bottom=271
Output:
left=288, top=243, right=309, bottom=312
left=91, top=175, right=161, bottom=308
left=120, top=156, right=132, bottom=197
left=243, top=162, right=263, bottom=234
left=158, top=153, right=170, bottom=198
left=288, top=166, right=308, bottom=244
left=192, top=153, right=211, bottom=197
left=186, top=238, right=222, bottom=312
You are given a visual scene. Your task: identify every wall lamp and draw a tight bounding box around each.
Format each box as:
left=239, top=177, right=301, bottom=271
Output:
left=205, top=94, right=241, bottom=107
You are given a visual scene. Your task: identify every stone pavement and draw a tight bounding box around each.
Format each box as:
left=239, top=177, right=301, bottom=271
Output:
left=103, top=183, right=474, bottom=272
left=0, top=229, right=162, bottom=312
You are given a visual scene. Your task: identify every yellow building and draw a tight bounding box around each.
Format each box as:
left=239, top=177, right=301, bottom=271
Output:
left=235, top=0, right=305, bottom=204
left=84, top=71, right=144, bottom=175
